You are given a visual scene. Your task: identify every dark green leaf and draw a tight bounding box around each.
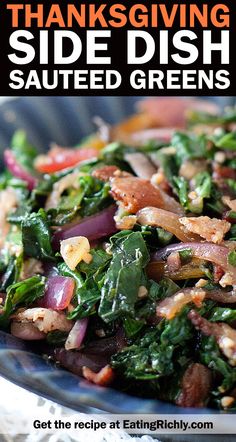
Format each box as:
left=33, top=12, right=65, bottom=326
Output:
left=171, top=132, right=208, bottom=166
left=211, top=132, right=236, bottom=151
left=78, top=248, right=111, bottom=279
left=188, top=109, right=236, bottom=126
left=173, top=176, right=189, bottom=210
left=208, top=307, right=236, bottom=323
left=57, top=262, right=84, bottom=288
left=0, top=275, right=45, bottom=327
left=79, top=176, right=111, bottom=217
left=228, top=250, right=236, bottom=267
left=200, top=335, right=236, bottom=393
left=112, top=308, right=193, bottom=380
left=98, top=232, right=149, bottom=323
left=123, top=317, right=145, bottom=338
left=21, top=209, right=54, bottom=261
left=11, top=130, right=37, bottom=172
left=149, top=150, right=178, bottom=186
left=0, top=254, right=23, bottom=292
left=179, top=248, right=193, bottom=265
left=67, top=277, right=101, bottom=320
left=100, top=142, right=134, bottom=170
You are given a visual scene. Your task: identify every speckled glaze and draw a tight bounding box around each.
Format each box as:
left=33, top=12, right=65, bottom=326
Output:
left=0, top=97, right=235, bottom=417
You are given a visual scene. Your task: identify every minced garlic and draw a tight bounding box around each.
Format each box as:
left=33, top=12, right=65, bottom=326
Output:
left=60, top=236, right=92, bottom=270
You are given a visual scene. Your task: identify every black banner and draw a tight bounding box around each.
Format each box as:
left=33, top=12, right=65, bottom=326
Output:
left=0, top=0, right=235, bottom=95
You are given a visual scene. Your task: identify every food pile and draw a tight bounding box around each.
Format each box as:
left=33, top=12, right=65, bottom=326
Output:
left=1, top=98, right=236, bottom=410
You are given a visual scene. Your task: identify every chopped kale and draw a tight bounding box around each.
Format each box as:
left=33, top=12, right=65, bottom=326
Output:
left=171, top=132, right=208, bottom=166
left=228, top=250, right=236, bottom=267
left=21, top=209, right=54, bottom=261
left=208, top=307, right=236, bottom=323
left=98, top=231, right=149, bottom=323
left=0, top=276, right=45, bottom=327
left=11, top=130, right=37, bottom=172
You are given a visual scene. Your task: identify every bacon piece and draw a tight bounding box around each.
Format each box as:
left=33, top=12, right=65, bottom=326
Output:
left=179, top=216, right=231, bottom=244
left=82, top=364, right=115, bottom=386
left=188, top=310, right=236, bottom=366
left=92, top=165, right=120, bottom=182
left=156, top=288, right=205, bottom=320
left=213, top=163, right=236, bottom=180
left=213, top=265, right=225, bottom=284
left=110, top=176, right=183, bottom=215
left=176, top=363, right=212, bottom=407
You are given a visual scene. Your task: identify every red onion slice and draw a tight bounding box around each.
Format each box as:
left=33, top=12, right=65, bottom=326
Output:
left=65, top=317, right=88, bottom=350
left=124, top=152, right=156, bottom=179
left=54, top=348, right=110, bottom=376
left=137, top=207, right=199, bottom=241
left=11, top=322, right=46, bottom=340
left=152, top=242, right=236, bottom=284
left=52, top=205, right=117, bottom=250
left=153, top=242, right=227, bottom=268
left=4, top=149, right=38, bottom=190
left=38, top=276, right=75, bottom=310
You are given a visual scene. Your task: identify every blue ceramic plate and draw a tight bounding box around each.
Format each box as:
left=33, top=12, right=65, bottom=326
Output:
left=0, top=97, right=234, bottom=415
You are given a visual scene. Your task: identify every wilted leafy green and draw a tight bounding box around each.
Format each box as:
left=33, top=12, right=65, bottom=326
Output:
left=112, top=307, right=193, bottom=380
left=78, top=176, right=111, bottom=217
left=65, top=249, right=111, bottom=320
left=78, top=248, right=111, bottom=279
left=208, top=307, right=236, bottom=323
left=57, top=262, right=84, bottom=288
left=171, top=132, right=208, bottom=166
left=210, top=131, right=236, bottom=151
left=149, top=149, right=178, bottom=186
left=173, top=176, right=189, bottom=210
left=200, top=336, right=236, bottom=393
left=0, top=254, right=23, bottom=292
left=0, top=275, right=45, bottom=327
left=21, top=209, right=54, bottom=260
left=228, top=250, right=236, bottom=267
left=173, top=171, right=212, bottom=214
left=100, top=142, right=134, bottom=170
left=188, top=108, right=236, bottom=126
left=98, top=231, right=149, bottom=323
left=136, top=225, right=173, bottom=248
left=47, top=175, right=112, bottom=225
left=67, top=277, right=101, bottom=320
left=11, top=130, right=37, bottom=172
left=0, top=228, right=23, bottom=291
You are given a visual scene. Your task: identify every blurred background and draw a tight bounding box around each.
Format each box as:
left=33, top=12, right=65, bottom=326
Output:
left=0, top=96, right=235, bottom=153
